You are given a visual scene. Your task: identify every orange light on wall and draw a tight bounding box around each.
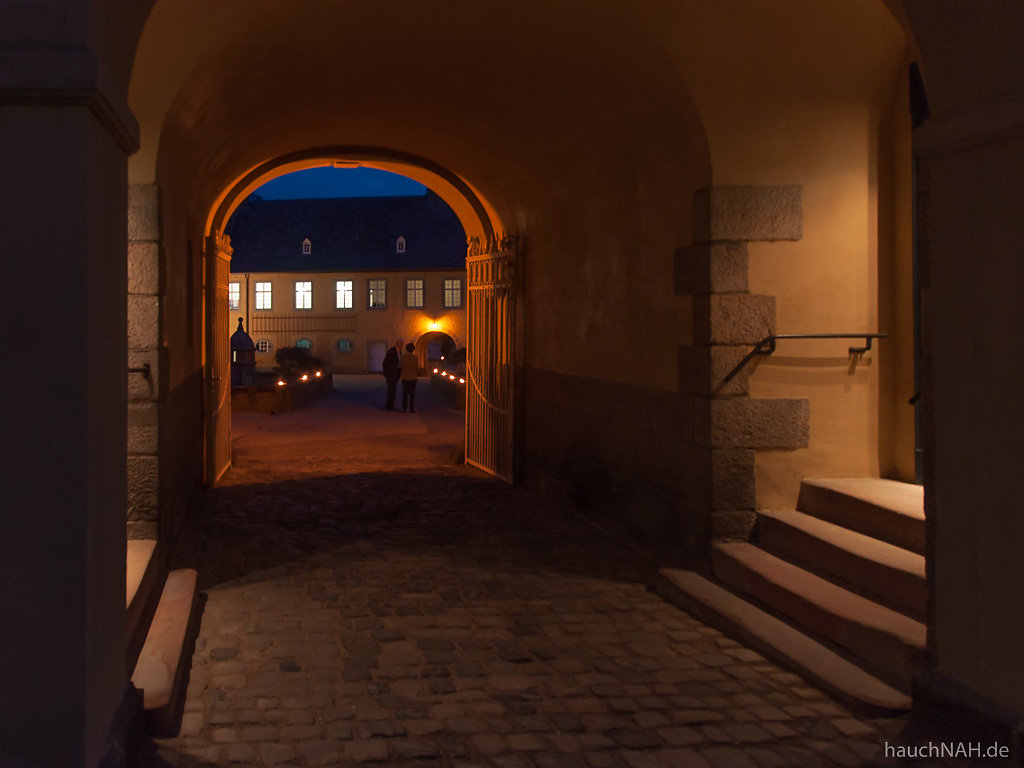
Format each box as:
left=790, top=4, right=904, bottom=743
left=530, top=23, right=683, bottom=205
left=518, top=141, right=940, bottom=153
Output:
left=428, top=320, right=442, bottom=331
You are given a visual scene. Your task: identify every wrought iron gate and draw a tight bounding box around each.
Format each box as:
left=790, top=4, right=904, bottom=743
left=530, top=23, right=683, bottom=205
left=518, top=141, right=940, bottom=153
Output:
left=465, top=237, right=518, bottom=482
left=204, top=233, right=233, bottom=484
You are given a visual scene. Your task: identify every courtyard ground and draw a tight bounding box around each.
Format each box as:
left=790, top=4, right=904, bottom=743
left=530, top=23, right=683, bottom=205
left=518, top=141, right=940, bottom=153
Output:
left=140, top=376, right=983, bottom=767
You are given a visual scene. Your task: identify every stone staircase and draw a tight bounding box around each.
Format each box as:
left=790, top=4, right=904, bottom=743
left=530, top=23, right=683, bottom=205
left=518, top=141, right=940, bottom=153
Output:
left=126, top=539, right=201, bottom=735
left=659, top=477, right=926, bottom=713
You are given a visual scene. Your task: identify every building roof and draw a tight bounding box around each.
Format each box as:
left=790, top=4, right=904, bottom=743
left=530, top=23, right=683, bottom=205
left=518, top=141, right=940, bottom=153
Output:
left=225, top=191, right=467, bottom=272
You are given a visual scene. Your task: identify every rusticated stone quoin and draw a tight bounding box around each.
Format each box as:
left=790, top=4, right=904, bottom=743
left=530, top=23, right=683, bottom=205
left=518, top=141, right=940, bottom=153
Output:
left=694, top=293, right=775, bottom=345
left=711, top=448, right=757, bottom=510
left=694, top=185, right=802, bottom=242
left=678, top=345, right=752, bottom=397
left=128, top=401, right=159, bottom=455
left=128, top=241, right=161, bottom=295
left=128, top=184, right=161, bottom=242
left=675, top=241, right=749, bottom=294
left=128, top=183, right=162, bottom=529
left=127, top=455, right=159, bottom=521
left=127, top=348, right=159, bottom=402
left=712, top=509, right=758, bottom=542
left=127, top=294, right=160, bottom=351
left=697, top=397, right=810, bottom=449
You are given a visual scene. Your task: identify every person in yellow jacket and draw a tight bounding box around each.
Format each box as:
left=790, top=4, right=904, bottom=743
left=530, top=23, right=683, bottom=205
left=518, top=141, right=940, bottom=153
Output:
left=400, top=342, right=420, bottom=413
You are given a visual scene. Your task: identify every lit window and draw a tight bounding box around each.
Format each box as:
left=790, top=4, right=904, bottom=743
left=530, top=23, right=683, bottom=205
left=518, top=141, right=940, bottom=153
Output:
left=256, top=339, right=272, bottom=353
left=296, top=338, right=312, bottom=350
left=406, top=278, right=424, bottom=308
left=368, top=278, right=386, bottom=309
left=228, top=282, right=240, bottom=310
left=295, top=281, right=312, bottom=310
left=337, top=339, right=354, bottom=353
left=335, top=280, right=353, bottom=309
left=302, top=238, right=311, bottom=254
left=255, top=281, right=272, bottom=310
left=396, top=236, right=406, bottom=253
left=443, top=278, right=462, bottom=308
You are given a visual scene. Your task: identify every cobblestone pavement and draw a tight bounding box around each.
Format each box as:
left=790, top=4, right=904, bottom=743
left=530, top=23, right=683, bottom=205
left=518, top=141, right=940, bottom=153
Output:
left=141, top=378, right=984, bottom=768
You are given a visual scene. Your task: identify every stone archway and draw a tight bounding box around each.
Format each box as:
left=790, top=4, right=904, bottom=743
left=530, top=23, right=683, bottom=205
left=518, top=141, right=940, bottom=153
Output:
left=201, top=150, right=513, bottom=482
left=415, top=331, right=459, bottom=372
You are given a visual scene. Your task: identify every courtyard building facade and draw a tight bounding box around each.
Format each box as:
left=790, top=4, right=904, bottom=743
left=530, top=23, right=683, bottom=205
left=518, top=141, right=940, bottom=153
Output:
left=227, top=192, right=467, bottom=373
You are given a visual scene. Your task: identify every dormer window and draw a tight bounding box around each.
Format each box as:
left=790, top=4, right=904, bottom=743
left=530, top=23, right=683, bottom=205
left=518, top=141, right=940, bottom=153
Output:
left=302, top=238, right=311, bottom=254
left=396, top=236, right=406, bottom=253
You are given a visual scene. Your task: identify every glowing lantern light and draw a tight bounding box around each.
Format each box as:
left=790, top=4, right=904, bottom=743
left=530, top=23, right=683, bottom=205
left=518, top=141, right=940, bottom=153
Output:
left=300, top=374, right=309, bottom=381
left=277, top=380, right=286, bottom=387
left=315, top=371, right=322, bottom=378
left=459, top=378, right=465, bottom=384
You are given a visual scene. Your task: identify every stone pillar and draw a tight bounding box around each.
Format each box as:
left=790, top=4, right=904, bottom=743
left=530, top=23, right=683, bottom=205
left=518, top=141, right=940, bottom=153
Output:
left=678, top=186, right=810, bottom=541
left=910, top=49, right=1024, bottom=755
left=128, top=185, right=162, bottom=539
left=0, top=45, right=140, bottom=768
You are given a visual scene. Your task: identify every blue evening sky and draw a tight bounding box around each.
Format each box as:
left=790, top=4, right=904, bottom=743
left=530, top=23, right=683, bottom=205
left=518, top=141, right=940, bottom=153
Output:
left=255, top=167, right=427, bottom=199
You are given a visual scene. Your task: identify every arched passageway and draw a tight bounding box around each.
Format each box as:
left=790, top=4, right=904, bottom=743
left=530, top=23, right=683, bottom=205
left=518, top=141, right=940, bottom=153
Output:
left=417, top=332, right=459, bottom=372
left=201, top=152, right=501, bottom=484
left=3, top=0, right=1024, bottom=765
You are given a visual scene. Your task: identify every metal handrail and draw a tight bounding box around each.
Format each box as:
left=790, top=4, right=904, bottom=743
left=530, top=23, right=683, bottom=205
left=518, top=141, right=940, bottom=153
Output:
left=722, top=333, right=887, bottom=384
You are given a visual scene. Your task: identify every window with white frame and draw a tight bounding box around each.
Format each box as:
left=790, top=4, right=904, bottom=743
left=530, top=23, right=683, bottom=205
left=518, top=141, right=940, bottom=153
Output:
left=406, top=278, right=424, bottom=308
left=256, top=339, right=272, bottom=353
left=368, top=278, right=386, bottom=309
left=228, top=282, right=240, bottom=310
left=443, top=278, right=463, bottom=308
left=295, top=280, right=312, bottom=309
left=335, top=280, right=353, bottom=309
left=396, top=236, right=406, bottom=253
left=255, top=281, right=272, bottom=310
left=302, top=238, right=311, bottom=254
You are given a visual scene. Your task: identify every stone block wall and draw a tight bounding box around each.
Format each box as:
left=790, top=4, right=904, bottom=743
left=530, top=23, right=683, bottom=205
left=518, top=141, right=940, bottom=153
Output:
left=680, top=186, right=810, bottom=542
left=127, top=185, right=162, bottom=540
left=522, top=368, right=710, bottom=563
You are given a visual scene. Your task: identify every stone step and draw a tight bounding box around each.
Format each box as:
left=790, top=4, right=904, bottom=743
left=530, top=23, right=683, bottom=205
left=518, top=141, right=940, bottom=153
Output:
left=757, top=510, right=926, bottom=621
left=657, top=568, right=911, bottom=713
left=126, top=539, right=157, bottom=609
left=798, top=478, right=925, bottom=554
left=126, top=539, right=163, bottom=673
left=131, top=568, right=201, bottom=736
left=712, top=543, right=926, bottom=691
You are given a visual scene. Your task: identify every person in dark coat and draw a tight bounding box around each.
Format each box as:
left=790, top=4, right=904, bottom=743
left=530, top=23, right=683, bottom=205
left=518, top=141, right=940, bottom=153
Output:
left=382, top=338, right=403, bottom=410
left=400, top=342, right=419, bottom=413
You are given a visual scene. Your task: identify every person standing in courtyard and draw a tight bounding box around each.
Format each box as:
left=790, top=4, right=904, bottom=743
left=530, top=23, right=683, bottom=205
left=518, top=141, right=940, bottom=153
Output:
left=400, top=342, right=419, bottom=413
left=382, top=338, right=402, bottom=410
